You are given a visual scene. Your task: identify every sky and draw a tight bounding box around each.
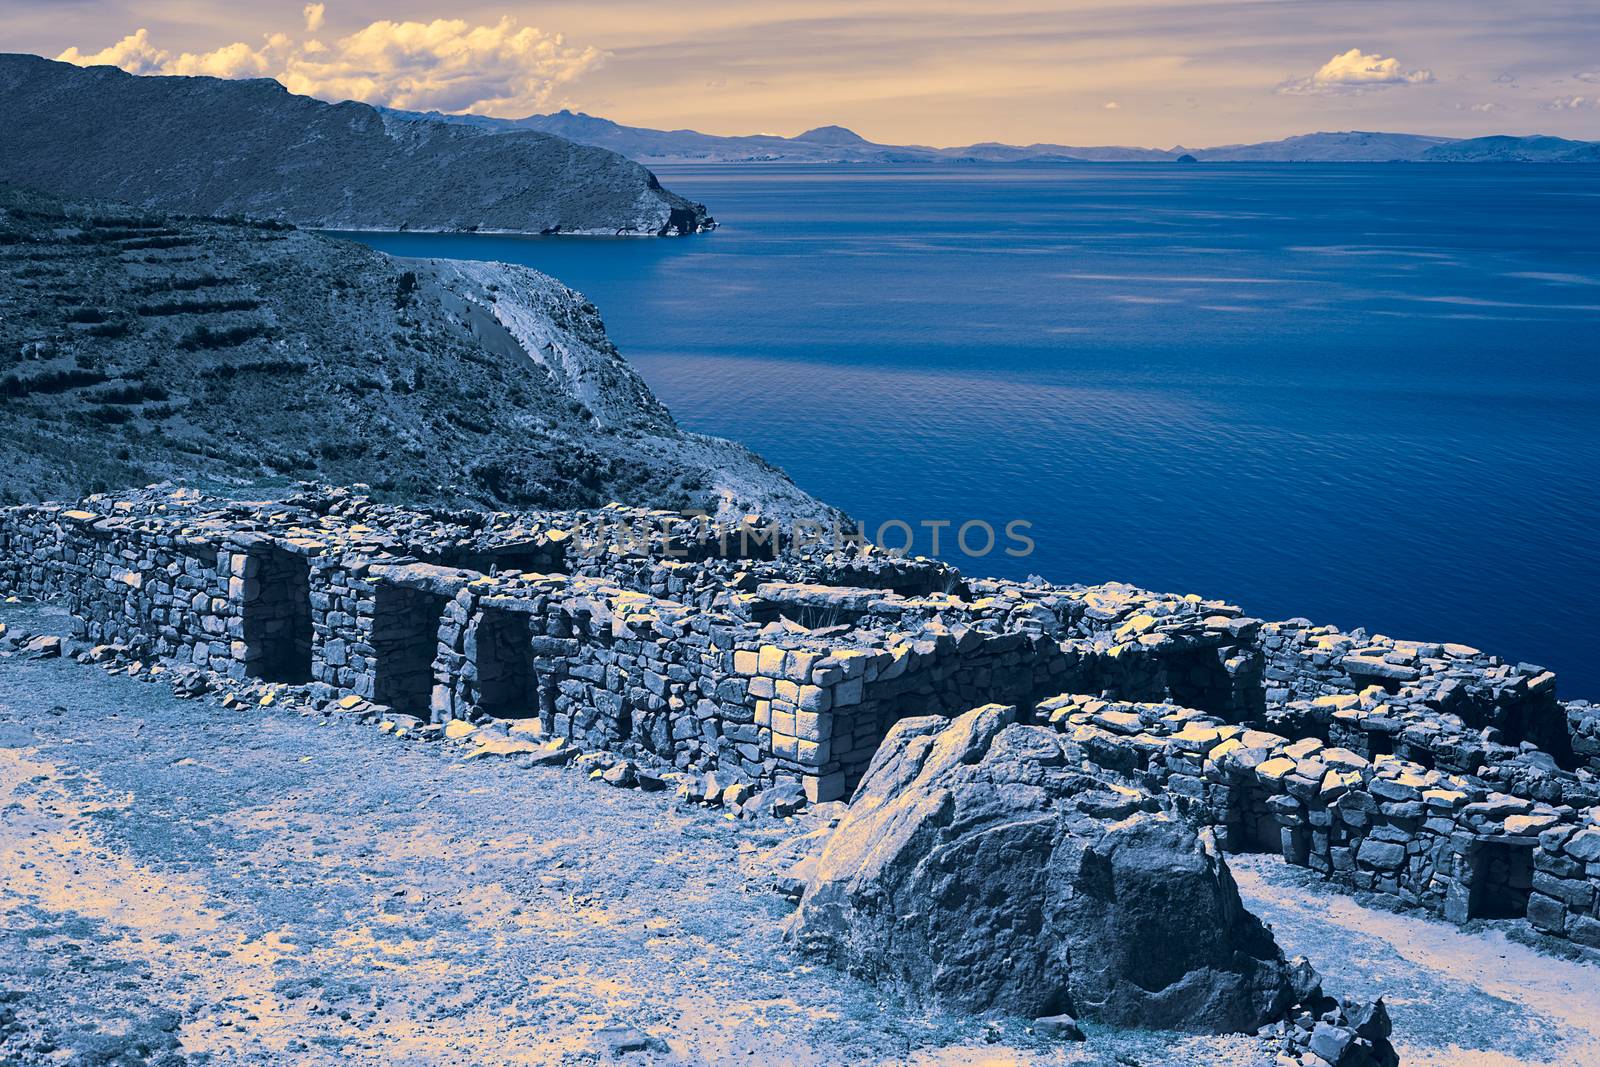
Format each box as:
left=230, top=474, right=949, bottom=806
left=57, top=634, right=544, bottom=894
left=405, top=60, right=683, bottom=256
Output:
left=8, top=1, right=1600, bottom=146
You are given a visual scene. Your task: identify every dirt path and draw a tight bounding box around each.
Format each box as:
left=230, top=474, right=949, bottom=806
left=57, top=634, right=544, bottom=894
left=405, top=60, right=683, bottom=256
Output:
left=1232, top=851, right=1600, bottom=1065
left=2, top=602, right=1595, bottom=1066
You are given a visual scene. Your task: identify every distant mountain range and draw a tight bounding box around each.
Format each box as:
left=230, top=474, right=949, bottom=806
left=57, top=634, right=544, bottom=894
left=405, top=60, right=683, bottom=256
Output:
left=0, top=55, right=713, bottom=234
left=388, top=109, right=1600, bottom=165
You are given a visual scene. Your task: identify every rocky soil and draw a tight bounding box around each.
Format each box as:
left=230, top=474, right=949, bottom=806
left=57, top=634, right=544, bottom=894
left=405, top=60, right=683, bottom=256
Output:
left=3, top=600, right=1597, bottom=1066
left=0, top=55, right=711, bottom=236
left=0, top=185, right=831, bottom=523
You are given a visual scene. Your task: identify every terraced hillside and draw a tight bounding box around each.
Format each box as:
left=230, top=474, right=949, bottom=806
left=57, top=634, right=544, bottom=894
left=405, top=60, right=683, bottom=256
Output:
left=0, top=184, right=829, bottom=521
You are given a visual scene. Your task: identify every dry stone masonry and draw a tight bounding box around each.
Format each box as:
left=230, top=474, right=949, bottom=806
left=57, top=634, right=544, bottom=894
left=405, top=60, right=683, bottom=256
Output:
left=2, top=483, right=1598, bottom=959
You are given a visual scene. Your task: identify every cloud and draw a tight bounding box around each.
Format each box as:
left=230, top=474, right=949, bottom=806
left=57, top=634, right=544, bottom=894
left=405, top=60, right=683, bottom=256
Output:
left=1278, top=48, right=1434, bottom=95
left=1542, top=95, right=1597, bottom=111
left=54, top=28, right=167, bottom=75
left=282, top=18, right=603, bottom=114
left=1576, top=72, right=1600, bottom=84
left=54, top=14, right=602, bottom=115
left=165, top=37, right=286, bottom=79
left=1102, top=100, right=1120, bottom=110
left=1455, top=101, right=1500, bottom=113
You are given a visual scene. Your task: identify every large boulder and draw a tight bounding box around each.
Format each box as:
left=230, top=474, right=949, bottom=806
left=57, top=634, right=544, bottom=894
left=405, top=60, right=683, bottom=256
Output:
left=787, top=704, right=1317, bottom=1032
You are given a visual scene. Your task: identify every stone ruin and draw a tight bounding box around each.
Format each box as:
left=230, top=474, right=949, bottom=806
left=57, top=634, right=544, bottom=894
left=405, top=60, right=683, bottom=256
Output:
left=2, top=483, right=1597, bottom=1056
left=790, top=703, right=1398, bottom=1065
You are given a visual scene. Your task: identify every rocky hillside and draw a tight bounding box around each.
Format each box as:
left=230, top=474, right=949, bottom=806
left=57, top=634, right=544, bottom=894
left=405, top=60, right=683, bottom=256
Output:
left=0, top=54, right=712, bottom=235
left=1418, top=135, right=1600, bottom=162
left=0, top=184, right=829, bottom=521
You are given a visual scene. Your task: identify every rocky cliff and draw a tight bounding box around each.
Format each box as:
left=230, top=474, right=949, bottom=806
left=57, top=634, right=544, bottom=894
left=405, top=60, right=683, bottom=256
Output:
left=0, top=184, right=825, bottom=522
left=0, top=54, right=712, bottom=235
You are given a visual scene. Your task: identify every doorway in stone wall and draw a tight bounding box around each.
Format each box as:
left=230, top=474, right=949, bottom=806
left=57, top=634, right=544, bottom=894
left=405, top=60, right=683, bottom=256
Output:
left=1164, top=647, right=1239, bottom=718
left=243, top=546, right=313, bottom=683
left=472, top=608, right=537, bottom=717
left=1466, top=839, right=1535, bottom=919
left=1222, top=779, right=1283, bottom=854
left=372, top=585, right=450, bottom=716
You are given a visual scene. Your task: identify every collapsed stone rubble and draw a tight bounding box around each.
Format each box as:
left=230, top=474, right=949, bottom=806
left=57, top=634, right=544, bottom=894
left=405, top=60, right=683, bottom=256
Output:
left=1, top=482, right=1596, bottom=963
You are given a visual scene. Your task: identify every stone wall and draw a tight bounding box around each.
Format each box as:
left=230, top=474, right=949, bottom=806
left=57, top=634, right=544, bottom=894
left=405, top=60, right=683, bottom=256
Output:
left=1040, top=693, right=1600, bottom=947
left=3, top=483, right=1596, bottom=947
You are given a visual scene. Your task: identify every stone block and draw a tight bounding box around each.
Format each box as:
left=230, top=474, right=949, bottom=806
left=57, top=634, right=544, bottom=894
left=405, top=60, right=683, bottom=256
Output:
left=772, top=708, right=795, bottom=738
left=1526, top=891, right=1567, bottom=933
left=786, top=650, right=819, bottom=684
left=805, top=771, right=848, bottom=804
left=797, top=738, right=831, bottom=766
left=757, top=645, right=787, bottom=677
left=1357, top=839, right=1406, bottom=872
left=1569, top=915, right=1600, bottom=949
left=795, top=710, right=832, bottom=742
left=798, top=685, right=831, bottom=712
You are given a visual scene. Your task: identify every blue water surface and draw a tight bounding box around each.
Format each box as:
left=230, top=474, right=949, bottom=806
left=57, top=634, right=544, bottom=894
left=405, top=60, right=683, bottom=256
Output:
left=337, top=163, right=1600, bottom=696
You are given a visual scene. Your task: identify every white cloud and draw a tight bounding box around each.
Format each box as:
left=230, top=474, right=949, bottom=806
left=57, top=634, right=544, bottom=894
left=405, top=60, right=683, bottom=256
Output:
left=304, top=4, right=326, bottom=33
left=1542, top=95, right=1598, bottom=111
left=1278, top=48, right=1434, bottom=96
left=164, top=37, right=285, bottom=79
left=54, top=15, right=602, bottom=116
left=1576, top=72, right=1600, bottom=84
left=282, top=18, right=603, bottom=114
left=1102, top=100, right=1119, bottom=110
left=54, top=28, right=168, bottom=75
left=1455, top=102, right=1500, bottom=113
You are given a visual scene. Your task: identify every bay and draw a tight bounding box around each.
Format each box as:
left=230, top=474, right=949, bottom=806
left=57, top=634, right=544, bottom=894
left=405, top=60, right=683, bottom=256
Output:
left=335, top=162, right=1600, bottom=695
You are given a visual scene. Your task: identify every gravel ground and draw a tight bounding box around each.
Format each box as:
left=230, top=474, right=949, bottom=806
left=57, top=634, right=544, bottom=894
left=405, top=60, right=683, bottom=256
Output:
left=1233, top=856, right=1600, bottom=1066
left=2, top=601, right=1595, bottom=1066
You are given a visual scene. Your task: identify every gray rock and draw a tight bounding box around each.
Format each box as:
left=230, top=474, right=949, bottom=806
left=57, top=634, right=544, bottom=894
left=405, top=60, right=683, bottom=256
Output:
left=601, top=761, right=637, bottom=788
left=23, top=634, right=61, bottom=659
left=788, top=704, right=1316, bottom=1032
left=1309, top=1021, right=1354, bottom=1064
left=1032, top=1013, right=1086, bottom=1041
left=593, top=1024, right=668, bottom=1056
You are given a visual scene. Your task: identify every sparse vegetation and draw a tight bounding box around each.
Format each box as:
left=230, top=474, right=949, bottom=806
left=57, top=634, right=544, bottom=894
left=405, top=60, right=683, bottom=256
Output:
left=177, top=323, right=271, bottom=350
left=137, top=296, right=261, bottom=316
left=87, top=381, right=169, bottom=405
left=1, top=367, right=109, bottom=397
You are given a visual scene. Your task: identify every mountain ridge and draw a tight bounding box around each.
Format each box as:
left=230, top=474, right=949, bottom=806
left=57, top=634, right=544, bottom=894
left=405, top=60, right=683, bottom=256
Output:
left=387, top=107, right=1600, bottom=164
left=0, top=54, right=713, bottom=234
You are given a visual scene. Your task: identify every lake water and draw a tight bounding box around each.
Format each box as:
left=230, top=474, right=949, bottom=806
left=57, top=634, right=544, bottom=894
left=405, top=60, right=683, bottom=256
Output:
left=337, top=163, right=1600, bottom=696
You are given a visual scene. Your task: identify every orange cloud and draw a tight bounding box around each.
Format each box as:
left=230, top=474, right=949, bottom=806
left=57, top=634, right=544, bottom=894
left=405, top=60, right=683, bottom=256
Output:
left=55, top=13, right=601, bottom=114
